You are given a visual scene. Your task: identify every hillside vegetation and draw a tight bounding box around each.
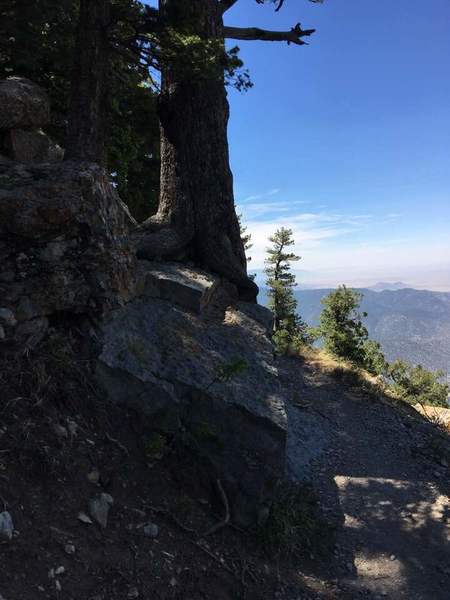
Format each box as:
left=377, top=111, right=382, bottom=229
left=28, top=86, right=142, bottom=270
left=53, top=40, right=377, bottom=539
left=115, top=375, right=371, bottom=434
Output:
left=260, top=287, right=450, bottom=383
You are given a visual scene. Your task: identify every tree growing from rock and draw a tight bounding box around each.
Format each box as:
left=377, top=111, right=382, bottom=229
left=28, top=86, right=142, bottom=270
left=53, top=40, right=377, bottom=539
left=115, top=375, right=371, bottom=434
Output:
left=135, top=0, right=323, bottom=300
left=3, top=0, right=324, bottom=297
left=265, top=228, right=310, bottom=353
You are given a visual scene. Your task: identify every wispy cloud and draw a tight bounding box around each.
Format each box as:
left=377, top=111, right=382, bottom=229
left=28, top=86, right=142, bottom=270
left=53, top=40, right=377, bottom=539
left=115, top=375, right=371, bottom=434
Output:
left=242, top=188, right=280, bottom=202
left=236, top=192, right=450, bottom=291
left=238, top=207, right=372, bottom=270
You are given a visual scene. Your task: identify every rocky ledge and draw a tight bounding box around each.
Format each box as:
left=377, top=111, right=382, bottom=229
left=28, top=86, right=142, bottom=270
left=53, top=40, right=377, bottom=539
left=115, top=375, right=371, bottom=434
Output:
left=96, top=261, right=286, bottom=527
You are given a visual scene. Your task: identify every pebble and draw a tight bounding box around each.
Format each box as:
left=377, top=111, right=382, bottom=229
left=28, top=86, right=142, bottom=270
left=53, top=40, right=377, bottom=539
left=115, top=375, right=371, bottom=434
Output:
left=65, top=543, right=76, bottom=555
left=127, top=587, right=139, bottom=598
left=67, top=420, right=78, bottom=436
left=87, top=469, right=100, bottom=484
left=53, top=424, right=68, bottom=439
left=77, top=511, right=93, bottom=525
left=389, top=554, right=396, bottom=561
left=0, top=511, right=14, bottom=541
left=143, top=523, right=159, bottom=538
left=89, top=493, right=114, bottom=528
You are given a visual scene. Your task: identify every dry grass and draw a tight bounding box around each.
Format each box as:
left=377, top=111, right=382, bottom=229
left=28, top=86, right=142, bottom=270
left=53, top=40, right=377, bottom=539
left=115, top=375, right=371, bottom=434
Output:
left=298, top=347, right=385, bottom=396
left=297, top=347, right=450, bottom=432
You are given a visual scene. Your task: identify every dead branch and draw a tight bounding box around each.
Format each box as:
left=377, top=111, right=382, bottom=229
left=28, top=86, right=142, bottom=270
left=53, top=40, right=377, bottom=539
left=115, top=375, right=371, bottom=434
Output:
left=224, top=22, right=315, bottom=45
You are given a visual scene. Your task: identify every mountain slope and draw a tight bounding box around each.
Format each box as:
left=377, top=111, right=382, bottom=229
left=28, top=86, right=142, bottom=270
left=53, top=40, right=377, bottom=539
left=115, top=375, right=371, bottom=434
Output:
left=259, top=288, right=450, bottom=380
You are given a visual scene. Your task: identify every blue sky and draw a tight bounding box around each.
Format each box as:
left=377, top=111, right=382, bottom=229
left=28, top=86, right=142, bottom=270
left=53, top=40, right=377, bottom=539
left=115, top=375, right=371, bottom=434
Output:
left=146, top=1, right=450, bottom=290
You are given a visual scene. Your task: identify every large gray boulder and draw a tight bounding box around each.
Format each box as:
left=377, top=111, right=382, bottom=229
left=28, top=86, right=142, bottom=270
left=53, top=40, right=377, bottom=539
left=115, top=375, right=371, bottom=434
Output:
left=0, top=78, right=62, bottom=163
left=96, top=262, right=286, bottom=526
left=3, top=128, right=63, bottom=163
left=0, top=78, right=50, bottom=131
left=0, top=161, right=136, bottom=348
left=136, top=261, right=222, bottom=314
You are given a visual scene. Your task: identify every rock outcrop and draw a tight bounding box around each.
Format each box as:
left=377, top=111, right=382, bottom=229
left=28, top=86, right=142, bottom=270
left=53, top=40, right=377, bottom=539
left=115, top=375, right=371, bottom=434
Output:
left=0, top=78, right=63, bottom=162
left=0, top=77, right=287, bottom=529
left=97, top=262, right=286, bottom=526
left=0, top=160, right=135, bottom=348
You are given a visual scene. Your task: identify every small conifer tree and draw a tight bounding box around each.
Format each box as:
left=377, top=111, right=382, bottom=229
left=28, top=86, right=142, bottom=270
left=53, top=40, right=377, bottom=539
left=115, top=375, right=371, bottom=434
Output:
left=317, top=285, right=370, bottom=365
left=265, top=228, right=310, bottom=353
left=316, top=285, right=387, bottom=373
left=387, top=360, right=449, bottom=408
left=237, top=212, right=253, bottom=262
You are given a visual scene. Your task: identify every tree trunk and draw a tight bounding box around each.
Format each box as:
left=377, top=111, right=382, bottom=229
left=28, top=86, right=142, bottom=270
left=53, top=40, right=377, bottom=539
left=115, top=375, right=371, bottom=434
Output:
left=136, top=0, right=257, bottom=301
left=65, top=0, right=110, bottom=163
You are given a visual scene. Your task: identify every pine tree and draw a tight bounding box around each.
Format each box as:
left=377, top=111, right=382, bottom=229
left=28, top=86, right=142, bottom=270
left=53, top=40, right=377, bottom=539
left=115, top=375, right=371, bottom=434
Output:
left=387, top=360, right=449, bottom=409
left=265, top=228, right=310, bottom=353
left=237, top=212, right=252, bottom=262
left=317, top=286, right=375, bottom=367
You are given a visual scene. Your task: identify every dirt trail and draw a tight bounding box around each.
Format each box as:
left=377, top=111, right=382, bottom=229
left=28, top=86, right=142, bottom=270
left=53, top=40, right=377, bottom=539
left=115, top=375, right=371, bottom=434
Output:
left=279, top=357, right=450, bottom=599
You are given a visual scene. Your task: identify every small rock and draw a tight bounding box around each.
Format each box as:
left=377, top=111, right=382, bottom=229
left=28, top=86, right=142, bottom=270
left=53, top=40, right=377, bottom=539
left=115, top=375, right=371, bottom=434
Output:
left=0, top=308, right=17, bottom=327
left=53, top=424, right=68, bottom=439
left=64, top=543, right=76, bottom=555
left=89, top=493, right=114, bottom=528
left=54, top=566, right=65, bottom=576
left=169, top=577, right=177, bottom=587
left=87, top=469, right=100, bottom=484
left=143, top=523, right=159, bottom=538
left=67, top=420, right=78, bottom=437
left=0, top=511, right=14, bottom=540
left=390, top=554, right=396, bottom=561
left=127, top=587, right=139, bottom=599
left=77, top=511, right=93, bottom=525
left=55, top=580, right=62, bottom=592
left=434, top=470, right=442, bottom=478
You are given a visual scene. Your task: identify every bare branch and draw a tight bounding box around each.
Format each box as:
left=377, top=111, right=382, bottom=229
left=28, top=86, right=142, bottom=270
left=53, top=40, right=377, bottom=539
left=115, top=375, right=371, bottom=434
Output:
left=224, top=22, right=315, bottom=45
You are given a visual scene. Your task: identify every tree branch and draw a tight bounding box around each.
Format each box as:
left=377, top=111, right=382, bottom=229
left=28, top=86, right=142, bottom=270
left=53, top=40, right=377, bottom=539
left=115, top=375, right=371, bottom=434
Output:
left=224, top=23, right=315, bottom=45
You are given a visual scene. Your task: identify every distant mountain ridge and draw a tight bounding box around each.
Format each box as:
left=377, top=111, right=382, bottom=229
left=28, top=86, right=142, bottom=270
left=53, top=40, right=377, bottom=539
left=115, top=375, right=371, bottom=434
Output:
left=368, top=281, right=411, bottom=292
left=258, top=287, right=450, bottom=382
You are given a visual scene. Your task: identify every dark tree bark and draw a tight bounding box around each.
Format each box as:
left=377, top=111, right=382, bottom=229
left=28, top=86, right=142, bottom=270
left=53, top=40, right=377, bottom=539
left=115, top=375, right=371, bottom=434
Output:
left=65, top=0, right=110, bottom=164
left=136, top=0, right=317, bottom=301
left=136, top=0, right=258, bottom=301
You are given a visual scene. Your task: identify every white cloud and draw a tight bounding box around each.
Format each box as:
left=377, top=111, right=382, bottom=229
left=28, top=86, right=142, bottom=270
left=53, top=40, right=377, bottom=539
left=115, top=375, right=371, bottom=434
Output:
left=242, top=187, right=280, bottom=202
left=239, top=205, right=450, bottom=291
